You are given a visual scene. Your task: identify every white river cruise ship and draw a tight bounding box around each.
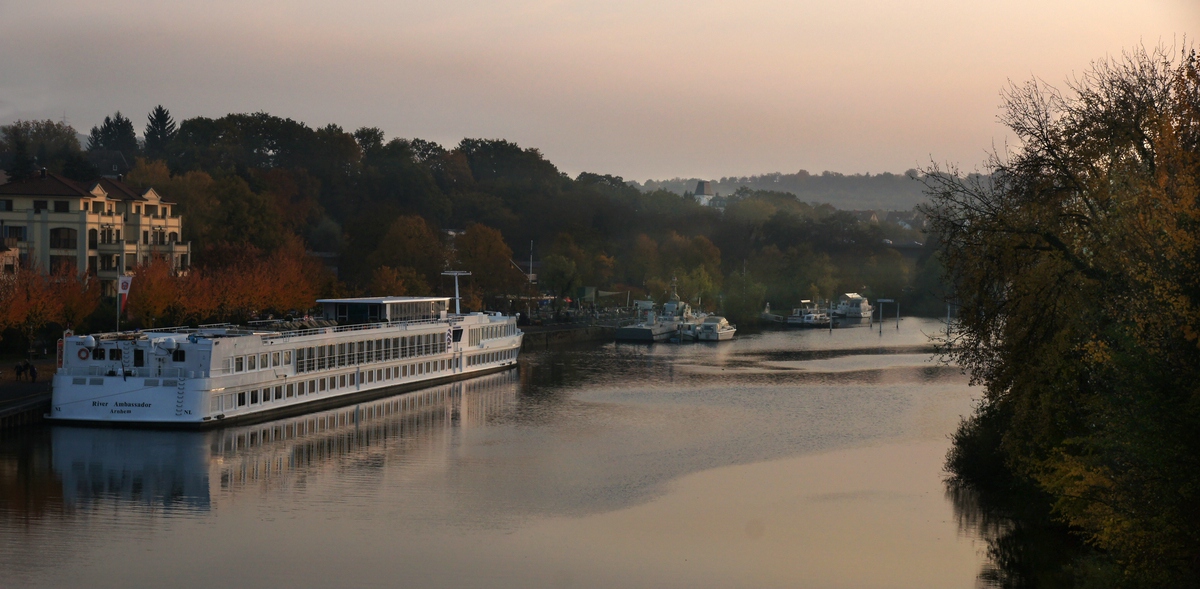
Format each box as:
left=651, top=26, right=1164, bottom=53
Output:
left=50, top=297, right=523, bottom=426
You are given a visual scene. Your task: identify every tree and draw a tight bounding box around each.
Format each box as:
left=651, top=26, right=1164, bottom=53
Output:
left=369, top=265, right=430, bottom=296
left=929, top=46, right=1200, bottom=585
left=50, top=266, right=100, bottom=330
left=452, top=223, right=523, bottom=297
left=5, top=136, right=35, bottom=181
left=367, top=215, right=445, bottom=285
left=88, top=112, right=140, bottom=159
left=143, top=105, right=177, bottom=160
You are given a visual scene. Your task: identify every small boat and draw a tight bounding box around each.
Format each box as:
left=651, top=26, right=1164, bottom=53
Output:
left=802, top=310, right=831, bottom=327
left=833, top=293, right=874, bottom=318
left=697, top=316, right=736, bottom=341
left=786, top=300, right=820, bottom=327
left=615, top=300, right=676, bottom=342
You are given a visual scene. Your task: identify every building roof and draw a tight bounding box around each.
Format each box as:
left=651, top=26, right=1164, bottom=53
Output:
left=96, top=177, right=147, bottom=201
left=0, top=171, right=92, bottom=197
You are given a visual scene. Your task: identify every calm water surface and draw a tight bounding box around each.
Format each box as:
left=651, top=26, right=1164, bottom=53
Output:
left=0, top=318, right=985, bottom=588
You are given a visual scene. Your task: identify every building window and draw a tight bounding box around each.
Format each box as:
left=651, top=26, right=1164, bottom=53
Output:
left=33, top=201, right=47, bottom=213
left=54, top=201, right=69, bottom=213
left=49, top=228, right=77, bottom=249
left=143, top=231, right=149, bottom=245
left=3, top=226, right=24, bottom=242
left=0, top=200, right=11, bottom=211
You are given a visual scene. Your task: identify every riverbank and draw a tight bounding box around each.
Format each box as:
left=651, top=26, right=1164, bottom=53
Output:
left=0, top=356, right=53, bottom=431
left=521, top=324, right=616, bottom=349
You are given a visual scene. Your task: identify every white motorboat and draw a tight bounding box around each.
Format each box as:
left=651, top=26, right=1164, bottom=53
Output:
left=833, top=293, right=874, bottom=318
left=697, top=316, right=736, bottom=341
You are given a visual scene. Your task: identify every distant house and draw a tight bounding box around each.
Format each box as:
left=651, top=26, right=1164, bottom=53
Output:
left=851, top=210, right=879, bottom=224
left=0, top=170, right=190, bottom=296
left=885, top=210, right=927, bottom=230
left=693, top=180, right=716, bottom=206
left=85, top=149, right=132, bottom=178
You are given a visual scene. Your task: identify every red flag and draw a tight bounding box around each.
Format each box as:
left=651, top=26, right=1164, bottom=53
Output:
left=118, top=276, right=133, bottom=316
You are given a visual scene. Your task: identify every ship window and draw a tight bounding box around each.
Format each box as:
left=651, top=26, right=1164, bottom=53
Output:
left=309, top=380, right=316, bottom=393
left=238, top=392, right=246, bottom=406
left=317, top=346, right=326, bottom=370
left=385, top=367, right=391, bottom=380
left=250, top=390, right=259, bottom=404
left=134, top=349, right=145, bottom=367
left=298, top=382, right=306, bottom=395
left=275, top=386, right=283, bottom=400
left=260, top=353, right=269, bottom=369
left=284, top=351, right=292, bottom=365
left=319, top=379, right=326, bottom=392
left=110, top=348, right=122, bottom=360
left=93, top=347, right=106, bottom=360
left=376, top=368, right=382, bottom=381
left=248, top=355, right=257, bottom=370
left=172, top=349, right=185, bottom=362
left=287, top=384, right=293, bottom=398
left=272, top=352, right=280, bottom=367
left=340, top=375, right=347, bottom=388
left=224, top=393, right=233, bottom=409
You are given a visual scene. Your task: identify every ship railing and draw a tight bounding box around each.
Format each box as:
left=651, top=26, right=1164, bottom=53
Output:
left=57, top=366, right=208, bottom=378
left=258, top=317, right=454, bottom=343
left=142, top=325, right=200, bottom=334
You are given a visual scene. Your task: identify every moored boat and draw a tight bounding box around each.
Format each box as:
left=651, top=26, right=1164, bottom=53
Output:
left=833, top=293, right=873, bottom=318
left=697, top=316, right=736, bottom=341
left=50, top=296, right=523, bottom=427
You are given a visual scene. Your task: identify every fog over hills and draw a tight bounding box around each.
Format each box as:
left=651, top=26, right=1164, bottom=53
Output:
left=636, top=169, right=929, bottom=211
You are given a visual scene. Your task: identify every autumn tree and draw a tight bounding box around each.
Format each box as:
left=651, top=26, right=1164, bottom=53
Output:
left=49, top=265, right=100, bottom=330
left=367, top=215, right=446, bottom=286
left=452, top=223, right=524, bottom=298
left=369, top=266, right=430, bottom=296
left=930, top=46, right=1200, bottom=585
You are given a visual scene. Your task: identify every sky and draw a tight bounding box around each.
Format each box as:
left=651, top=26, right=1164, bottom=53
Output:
left=0, top=1, right=1195, bottom=181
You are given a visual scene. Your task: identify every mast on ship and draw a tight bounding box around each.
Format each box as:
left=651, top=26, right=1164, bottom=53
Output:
left=442, top=271, right=472, bottom=315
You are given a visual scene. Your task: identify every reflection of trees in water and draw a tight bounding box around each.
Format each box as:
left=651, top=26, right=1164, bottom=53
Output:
left=947, top=473, right=1121, bottom=588
left=0, top=428, right=64, bottom=522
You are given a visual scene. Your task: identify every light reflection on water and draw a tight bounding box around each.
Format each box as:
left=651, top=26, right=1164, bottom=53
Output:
left=0, top=318, right=984, bottom=588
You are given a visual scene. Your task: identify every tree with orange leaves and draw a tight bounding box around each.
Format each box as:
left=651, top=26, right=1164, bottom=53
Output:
left=49, top=264, right=100, bottom=330
left=123, top=257, right=179, bottom=327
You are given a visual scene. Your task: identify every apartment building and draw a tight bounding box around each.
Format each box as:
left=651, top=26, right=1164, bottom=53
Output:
left=0, top=170, right=189, bottom=295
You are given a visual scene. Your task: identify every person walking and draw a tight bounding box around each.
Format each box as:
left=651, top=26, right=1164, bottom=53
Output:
left=29, top=364, right=38, bottom=383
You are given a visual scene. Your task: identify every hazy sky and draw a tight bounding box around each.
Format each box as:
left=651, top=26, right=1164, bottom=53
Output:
left=0, top=1, right=1194, bottom=181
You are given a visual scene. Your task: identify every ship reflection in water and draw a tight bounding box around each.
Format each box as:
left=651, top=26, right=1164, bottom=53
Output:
left=49, top=370, right=519, bottom=514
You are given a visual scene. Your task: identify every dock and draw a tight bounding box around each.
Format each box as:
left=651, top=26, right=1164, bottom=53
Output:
left=0, top=380, right=51, bottom=431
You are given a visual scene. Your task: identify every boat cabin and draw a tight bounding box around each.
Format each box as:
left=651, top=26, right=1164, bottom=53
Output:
left=316, top=297, right=451, bottom=325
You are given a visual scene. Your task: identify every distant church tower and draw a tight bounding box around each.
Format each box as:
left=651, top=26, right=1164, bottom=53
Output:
left=693, top=180, right=716, bottom=206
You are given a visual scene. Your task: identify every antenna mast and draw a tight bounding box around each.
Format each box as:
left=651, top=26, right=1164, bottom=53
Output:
left=442, top=271, right=472, bottom=314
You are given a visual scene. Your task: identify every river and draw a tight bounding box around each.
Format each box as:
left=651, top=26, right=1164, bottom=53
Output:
left=0, top=318, right=986, bottom=588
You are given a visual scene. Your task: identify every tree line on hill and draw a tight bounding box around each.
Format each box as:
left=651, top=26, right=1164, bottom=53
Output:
left=0, top=106, right=944, bottom=347
left=639, top=169, right=931, bottom=211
